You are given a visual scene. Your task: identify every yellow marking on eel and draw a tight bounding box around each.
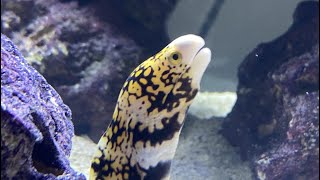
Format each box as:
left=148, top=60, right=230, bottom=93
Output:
left=90, top=34, right=212, bottom=180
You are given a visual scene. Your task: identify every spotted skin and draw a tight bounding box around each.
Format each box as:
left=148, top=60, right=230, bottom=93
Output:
left=90, top=34, right=211, bottom=180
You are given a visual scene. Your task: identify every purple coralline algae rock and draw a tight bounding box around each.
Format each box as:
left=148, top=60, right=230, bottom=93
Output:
left=1, top=34, right=85, bottom=179
left=221, top=1, right=319, bottom=180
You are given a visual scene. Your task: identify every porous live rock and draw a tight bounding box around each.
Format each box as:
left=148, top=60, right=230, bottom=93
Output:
left=221, top=1, right=319, bottom=180
left=1, top=0, right=178, bottom=141
left=1, top=34, right=85, bottom=179
left=92, top=0, right=179, bottom=51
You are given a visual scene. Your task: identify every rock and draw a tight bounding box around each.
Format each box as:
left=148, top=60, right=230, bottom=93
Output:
left=221, top=1, right=319, bottom=180
left=1, top=0, right=177, bottom=141
left=69, top=136, right=97, bottom=180
left=1, top=34, right=85, bottom=179
left=189, top=91, right=237, bottom=119
left=95, top=0, right=179, bottom=51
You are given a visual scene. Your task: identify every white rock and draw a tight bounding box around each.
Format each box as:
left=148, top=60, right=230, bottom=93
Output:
left=189, top=91, right=237, bottom=119
left=69, top=135, right=96, bottom=179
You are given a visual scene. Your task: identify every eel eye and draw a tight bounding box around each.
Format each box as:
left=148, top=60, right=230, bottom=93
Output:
left=169, top=51, right=182, bottom=65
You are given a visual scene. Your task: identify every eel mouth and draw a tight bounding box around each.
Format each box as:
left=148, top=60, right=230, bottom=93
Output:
left=190, top=47, right=212, bottom=88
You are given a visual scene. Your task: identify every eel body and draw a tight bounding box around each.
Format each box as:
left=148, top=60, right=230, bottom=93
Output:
left=90, top=34, right=211, bottom=180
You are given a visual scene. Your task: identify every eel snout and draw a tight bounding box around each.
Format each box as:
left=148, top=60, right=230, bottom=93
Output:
left=171, top=34, right=205, bottom=66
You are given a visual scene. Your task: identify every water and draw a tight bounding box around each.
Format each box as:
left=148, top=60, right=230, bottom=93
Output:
left=1, top=0, right=318, bottom=179
left=168, top=0, right=305, bottom=91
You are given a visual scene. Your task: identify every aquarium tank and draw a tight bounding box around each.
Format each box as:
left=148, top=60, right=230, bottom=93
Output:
left=1, top=0, right=319, bottom=180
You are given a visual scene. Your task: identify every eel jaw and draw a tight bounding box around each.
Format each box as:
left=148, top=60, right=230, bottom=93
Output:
left=170, top=34, right=205, bottom=66
left=189, top=47, right=212, bottom=89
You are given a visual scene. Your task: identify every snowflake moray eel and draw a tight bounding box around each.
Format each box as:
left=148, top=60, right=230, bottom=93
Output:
left=90, top=34, right=212, bottom=180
